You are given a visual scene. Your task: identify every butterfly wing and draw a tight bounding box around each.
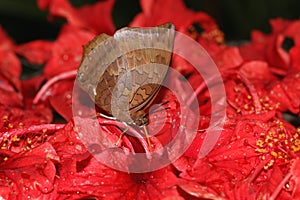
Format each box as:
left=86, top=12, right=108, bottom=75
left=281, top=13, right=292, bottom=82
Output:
left=76, top=23, right=175, bottom=124
left=113, top=23, right=175, bottom=118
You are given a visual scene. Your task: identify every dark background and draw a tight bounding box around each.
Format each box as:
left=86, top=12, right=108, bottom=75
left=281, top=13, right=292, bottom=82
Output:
left=0, top=0, right=299, bottom=43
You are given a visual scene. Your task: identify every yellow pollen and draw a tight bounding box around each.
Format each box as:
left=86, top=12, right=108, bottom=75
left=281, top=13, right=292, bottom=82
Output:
left=257, top=148, right=266, bottom=153
left=264, top=96, right=270, bottom=101
left=256, top=140, right=264, bottom=147
left=2, top=115, right=8, bottom=120
left=268, top=143, right=274, bottom=148
left=284, top=140, right=289, bottom=145
left=27, top=138, right=32, bottom=144
left=271, top=151, right=278, bottom=158
left=12, top=135, right=20, bottom=142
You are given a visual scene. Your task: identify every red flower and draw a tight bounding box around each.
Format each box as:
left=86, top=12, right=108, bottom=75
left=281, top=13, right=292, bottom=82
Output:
left=1, top=0, right=300, bottom=198
left=131, top=0, right=223, bottom=45
left=0, top=142, right=59, bottom=199
left=17, top=25, right=95, bottom=120
left=239, top=61, right=277, bottom=87
left=45, top=121, right=182, bottom=199
left=0, top=26, right=22, bottom=99
left=239, top=18, right=300, bottom=76
left=16, top=40, right=53, bottom=65
left=212, top=46, right=244, bottom=70
left=267, top=69, right=300, bottom=114
left=37, top=0, right=116, bottom=35
left=17, top=25, right=95, bottom=79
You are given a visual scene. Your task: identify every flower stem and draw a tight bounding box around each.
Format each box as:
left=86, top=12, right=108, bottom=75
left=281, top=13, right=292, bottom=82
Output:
left=33, top=70, right=77, bottom=103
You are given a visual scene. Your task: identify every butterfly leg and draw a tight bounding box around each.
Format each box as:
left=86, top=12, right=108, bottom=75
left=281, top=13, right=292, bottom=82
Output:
left=142, top=125, right=152, bottom=152
left=115, top=122, right=129, bottom=146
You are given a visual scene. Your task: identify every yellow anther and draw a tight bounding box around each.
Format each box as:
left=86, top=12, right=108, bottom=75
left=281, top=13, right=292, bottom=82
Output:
left=2, top=115, right=8, bottom=120
left=271, top=151, right=278, bottom=158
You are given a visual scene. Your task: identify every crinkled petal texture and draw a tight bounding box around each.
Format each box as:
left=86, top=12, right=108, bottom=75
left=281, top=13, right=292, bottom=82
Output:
left=130, top=0, right=224, bottom=47
left=0, top=27, right=21, bottom=91
left=0, top=142, right=59, bottom=199
left=44, top=121, right=181, bottom=199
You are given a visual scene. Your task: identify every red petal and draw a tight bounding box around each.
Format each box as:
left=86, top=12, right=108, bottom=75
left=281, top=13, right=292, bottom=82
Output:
left=0, top=143, right=58, bottom=198
left=213, top=47, right=244, bottom=70
left=239, top=61, right=277, bottom=86
left=21, top=75, right=46, bottom=106
left=16, top=40, right=53, bottom=65
left=48, top=80, right=74, bottom=120
left=266, top=34, right=290, bottom=73
left=290, top=46, right=300, bottom=69
left=269, top=18, right=292, bottom=34
left=267, top=70, right=300, bottom=113
left=131, top=0, right=220, bottom=42
left=57, top=156, right=180, bottom=199
left=290, top=159, right=300, bottom=198
left=38, top=0, right=115, bottom=34
left=37, top=0, right=52, bottom=10
left=0, top=26, right=15, bottom=51
left=0, top=50, right=21, bottom=90
left=76, top=0, right=116, bottom=35
left=43, top=25, right=95, bottom=78
left=177, top=179, right=225, bottom=199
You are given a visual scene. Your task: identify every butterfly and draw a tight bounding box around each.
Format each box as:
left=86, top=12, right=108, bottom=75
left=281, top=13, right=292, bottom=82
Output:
left=77, top=23, right=175, bottom=125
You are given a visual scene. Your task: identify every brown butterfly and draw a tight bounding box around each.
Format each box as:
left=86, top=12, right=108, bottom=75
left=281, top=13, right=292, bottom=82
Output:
left=77, top=23, right=175, bottom=130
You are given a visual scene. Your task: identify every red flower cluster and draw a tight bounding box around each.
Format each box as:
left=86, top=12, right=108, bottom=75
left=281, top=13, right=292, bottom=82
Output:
left=0, top=0, right=300, bottom=199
